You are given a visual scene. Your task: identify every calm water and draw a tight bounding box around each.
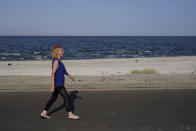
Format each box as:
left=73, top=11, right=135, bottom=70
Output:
left=0, top=36, right=196, bottom=61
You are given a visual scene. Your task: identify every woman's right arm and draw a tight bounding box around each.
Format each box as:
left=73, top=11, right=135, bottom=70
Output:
left=51, top=60, right=58, bottom=92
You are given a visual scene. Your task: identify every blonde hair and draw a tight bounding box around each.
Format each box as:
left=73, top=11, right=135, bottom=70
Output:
left=51, top=45, right=62, bottom=58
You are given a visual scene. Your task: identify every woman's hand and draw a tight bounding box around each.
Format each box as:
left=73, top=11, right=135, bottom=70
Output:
left=67, top=73, right=75, bottom=82
left=50, top=86, right=54, bottom=92
left=71, top=76, right=75, bottom=81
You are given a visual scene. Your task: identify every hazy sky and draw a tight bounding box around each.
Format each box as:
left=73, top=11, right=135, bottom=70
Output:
left=0, top=0, right=196, bottom=36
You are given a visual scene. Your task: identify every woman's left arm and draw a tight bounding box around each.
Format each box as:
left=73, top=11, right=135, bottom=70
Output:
left=66, top=72, right=75, bottom=81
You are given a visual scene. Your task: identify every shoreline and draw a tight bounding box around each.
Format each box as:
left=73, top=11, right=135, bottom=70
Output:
left=0, top=56, right=196, bottom=92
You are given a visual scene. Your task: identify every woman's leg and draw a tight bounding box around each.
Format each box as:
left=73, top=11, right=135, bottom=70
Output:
left=58, top=86, right=72, bottom=112
left=40, top=88, right=59, bottom=119
left=58, top=86, right=80, bottom=120
left=44, top=87, right=59, bottom=112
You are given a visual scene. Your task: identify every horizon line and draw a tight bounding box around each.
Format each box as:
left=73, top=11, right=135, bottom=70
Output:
left=0, top=35, right=196, bottom=37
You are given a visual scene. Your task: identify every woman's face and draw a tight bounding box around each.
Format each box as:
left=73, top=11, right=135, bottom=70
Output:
left=57, top=48, right=64, bottom=58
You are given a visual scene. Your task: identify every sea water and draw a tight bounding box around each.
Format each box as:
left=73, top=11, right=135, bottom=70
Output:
left=0, top=36, right=196, bottom=61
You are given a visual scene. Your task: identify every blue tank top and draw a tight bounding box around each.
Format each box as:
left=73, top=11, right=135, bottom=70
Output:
left=52, top=59, right=67, bottom=87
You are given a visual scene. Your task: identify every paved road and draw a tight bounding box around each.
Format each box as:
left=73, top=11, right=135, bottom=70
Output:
left=0, top=89, right=196, bottom=131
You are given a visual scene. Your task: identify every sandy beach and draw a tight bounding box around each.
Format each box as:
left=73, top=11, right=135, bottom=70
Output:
left=0, top=56, right=196, bottom=91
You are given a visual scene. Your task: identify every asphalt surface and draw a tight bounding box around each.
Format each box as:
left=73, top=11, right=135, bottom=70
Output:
left=0, top=89, right=196, bottom=131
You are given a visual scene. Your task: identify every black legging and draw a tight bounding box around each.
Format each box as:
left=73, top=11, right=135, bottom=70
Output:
left=44, top=86, right=72, bottom=112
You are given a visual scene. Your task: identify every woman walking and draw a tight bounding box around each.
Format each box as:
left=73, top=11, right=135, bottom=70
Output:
left=40, top=45, right=80, bottom=120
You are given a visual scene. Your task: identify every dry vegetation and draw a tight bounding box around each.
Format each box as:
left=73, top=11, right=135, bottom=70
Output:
left=131, top=69, right=158, bottom=74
